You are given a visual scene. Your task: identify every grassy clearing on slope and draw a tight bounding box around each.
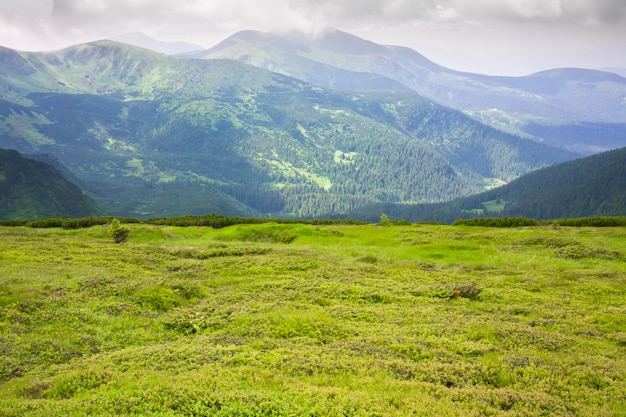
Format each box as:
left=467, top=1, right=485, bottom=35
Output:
left=0, top=223, right=624, bottom=416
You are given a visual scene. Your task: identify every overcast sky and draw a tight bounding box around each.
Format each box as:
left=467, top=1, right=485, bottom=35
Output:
left=1, top=0, right=625, bottom=76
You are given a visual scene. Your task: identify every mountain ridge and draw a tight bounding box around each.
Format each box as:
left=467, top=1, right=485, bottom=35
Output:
left=188, top=29, right=626, bottom=154
left=0, top=40, right=589, bottom=218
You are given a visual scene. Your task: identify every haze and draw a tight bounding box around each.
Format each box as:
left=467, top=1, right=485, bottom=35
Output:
left=1, top=0, right=625, bottom=76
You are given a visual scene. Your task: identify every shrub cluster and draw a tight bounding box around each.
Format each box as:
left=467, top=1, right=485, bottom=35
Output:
left=549, top=216, right=626, bottom=227
left=452, top=217, right=538, bottom=227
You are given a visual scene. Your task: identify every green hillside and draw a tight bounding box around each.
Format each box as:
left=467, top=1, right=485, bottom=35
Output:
left=350, top=147, right=626, bottom=222
left=197, top=30, right=626, bottom=154
left=0, top=222, right=624, bottom=415
left=0, top=149, right=102, bottom=219
left=0, top=41, right=576, bottom=218
left=468, top=146, right=626, bottom=219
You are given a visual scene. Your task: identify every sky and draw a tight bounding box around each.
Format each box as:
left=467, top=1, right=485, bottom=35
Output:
left=1, top=0, right=625, bottom=76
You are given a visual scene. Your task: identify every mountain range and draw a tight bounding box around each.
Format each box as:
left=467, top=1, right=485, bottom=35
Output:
left=184, top=29, right=626, bottom=155
left=0, top=30, right=624, bottom=219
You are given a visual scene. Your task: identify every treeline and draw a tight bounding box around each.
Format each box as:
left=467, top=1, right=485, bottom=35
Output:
left=453, top=216, right=626, bottom=227
left=1, top=214, right=623, bottom=230
left=0, top=214, right=366, bottom=229
left=452, top=217, right=538, bottom=227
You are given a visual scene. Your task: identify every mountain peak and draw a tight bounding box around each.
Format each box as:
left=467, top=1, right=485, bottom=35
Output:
left=295, top=28, right=390, bottom=56
left=216, top=28, right=391, bottom=56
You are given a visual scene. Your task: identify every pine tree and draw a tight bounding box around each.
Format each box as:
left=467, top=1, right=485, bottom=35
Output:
left=108, top=218, right=130, bottom=243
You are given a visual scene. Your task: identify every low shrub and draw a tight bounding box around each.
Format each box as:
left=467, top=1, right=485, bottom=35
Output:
left=451, top=283, right=482, bottom=300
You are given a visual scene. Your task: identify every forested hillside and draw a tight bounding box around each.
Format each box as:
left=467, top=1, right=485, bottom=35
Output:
left=350, top=147, right=626, bottom=223
left=0, top=41, right=575, bottom=218
left=0, top=149, right=102, bottom=219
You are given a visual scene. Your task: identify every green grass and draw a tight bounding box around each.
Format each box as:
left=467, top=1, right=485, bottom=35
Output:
left=0, top=222, right=625, bottom=416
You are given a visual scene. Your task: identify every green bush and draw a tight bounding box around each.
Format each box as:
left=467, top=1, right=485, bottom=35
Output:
left=108, top=218, right=130, bottom=243
left=132, top=287, right=183, bottom=312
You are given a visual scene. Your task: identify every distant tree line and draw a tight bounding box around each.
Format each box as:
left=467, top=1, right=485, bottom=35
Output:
left=0, top=214, right=367, bottom=229
left=0, top=215, right=623, bottom=229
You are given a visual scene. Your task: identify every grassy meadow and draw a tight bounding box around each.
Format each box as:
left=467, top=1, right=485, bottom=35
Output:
left=0, top=221, right=625, bottom=416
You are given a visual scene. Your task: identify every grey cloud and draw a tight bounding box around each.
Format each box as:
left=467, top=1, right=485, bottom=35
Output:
left=560, top=0, right=626, bottom=24
left=450, top=0, right=626, bottom=25
left=0, top=0, right=623, bottom=74
left=24, top=0, right=626, bottom=43
left=284, top=0, right=626, bottom=26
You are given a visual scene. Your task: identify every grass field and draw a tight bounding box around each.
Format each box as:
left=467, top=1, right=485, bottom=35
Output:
left=0, top=222, right=625, bottom=416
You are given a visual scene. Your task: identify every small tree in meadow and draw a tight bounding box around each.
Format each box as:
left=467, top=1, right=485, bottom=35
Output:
left=108, top=218, right=130, bottom=243
left=378, top=213, right=391, bottom=226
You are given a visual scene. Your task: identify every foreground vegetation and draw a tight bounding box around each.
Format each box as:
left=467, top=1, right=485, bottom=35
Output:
left=1, top=221, right=625, bottom=416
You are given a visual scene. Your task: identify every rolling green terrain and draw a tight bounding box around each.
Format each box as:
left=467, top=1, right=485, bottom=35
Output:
left=1, top=221, right=624, bottom=416
left=0, top=41, right=574, bottom=218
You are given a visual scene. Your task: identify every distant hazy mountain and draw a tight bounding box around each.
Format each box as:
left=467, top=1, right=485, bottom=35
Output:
left=108, top=32, right=203, bottom=55
left=349, top=147, right=626, bottom=222
left=0, top=149, right=102, bottom=219
left=179, top=30, right=412, bottom=92
left=0, top=41, right=575, bottom=218
left=190, top=29, right=626, bottom=154
left=600, top=67, right=626, bottom=78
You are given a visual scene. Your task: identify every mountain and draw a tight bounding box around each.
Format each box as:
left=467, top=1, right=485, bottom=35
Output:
left=348, top=147, right=626, bottom=223
left=190, top=29, right=626, bottom=155
left=600, top=67, right=626, bottom=78
left=0, top=149, right=102, bottom=219
left=108, top=32, right=203, bottom=55
left=180, top=30, right=413, bottom=93
left=0, top=41, right=576, bottom=218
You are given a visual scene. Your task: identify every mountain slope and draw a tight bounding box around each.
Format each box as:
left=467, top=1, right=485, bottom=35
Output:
left=465, top=146, right=626, bottom=219
left=0, top=149, right=102, bottom=219
left=0, top=41, right=576, bottom=218
left=350, top=147, right=626, bottom=223
left=192, top=29, right=626, bottom=154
